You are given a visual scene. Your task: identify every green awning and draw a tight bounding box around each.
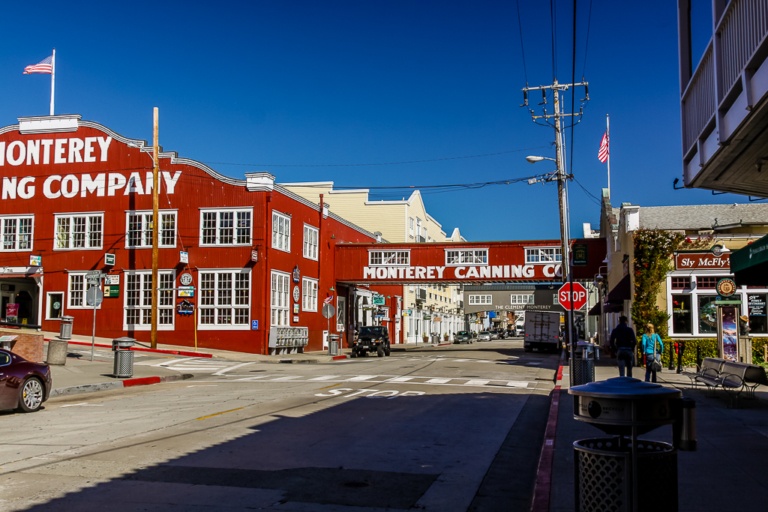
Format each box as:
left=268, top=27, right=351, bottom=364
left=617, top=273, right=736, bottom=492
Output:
left=731, top=234, right=768, bottom=286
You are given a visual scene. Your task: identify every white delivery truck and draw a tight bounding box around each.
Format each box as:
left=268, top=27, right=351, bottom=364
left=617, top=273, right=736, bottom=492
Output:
left=523, top=311, right=562, bottom=353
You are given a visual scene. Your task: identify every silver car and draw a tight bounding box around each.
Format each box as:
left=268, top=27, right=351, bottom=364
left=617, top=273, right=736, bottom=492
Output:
left=477, top=331, right=492, bottom=342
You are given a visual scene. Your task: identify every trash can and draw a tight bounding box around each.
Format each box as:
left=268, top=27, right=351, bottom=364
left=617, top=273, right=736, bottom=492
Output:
left=112, top=337, right=135, bottom=378
left=59, top=315, right=74, bottom=340
left=328, top=334, right=339, bottom=356
left=569, top=377, right=694, bottom=512
left=572, top=341, right=599, bottom=385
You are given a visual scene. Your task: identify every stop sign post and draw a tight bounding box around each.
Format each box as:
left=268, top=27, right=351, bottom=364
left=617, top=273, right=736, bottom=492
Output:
left=558, top=282, right=588, bottom=310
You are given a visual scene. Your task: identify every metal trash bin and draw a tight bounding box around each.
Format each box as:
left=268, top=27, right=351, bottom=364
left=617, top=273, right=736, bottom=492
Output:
left=112, top=337, right=135, bottom=378
left=59, top=315, right=74, bottom=340
left=328, top=334, right=339, bottom=356
left=572, top=342, right=599, bottom=385
left=570, top=377, right=695, bottom=512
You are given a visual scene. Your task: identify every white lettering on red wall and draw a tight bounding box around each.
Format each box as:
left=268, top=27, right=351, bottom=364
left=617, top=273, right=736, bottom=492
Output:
left=0, top=136, right=112, bottom=166
left=362, top=264, right=560, bottom=280
left=2, top=171, right=182, bottom=199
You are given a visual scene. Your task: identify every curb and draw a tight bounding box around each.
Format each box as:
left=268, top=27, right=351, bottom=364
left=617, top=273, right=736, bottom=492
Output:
left=530, top=365, right=563, bottom=512
left=51, top=339, right=213, bottom=358
left=50, top=373, right=194, bottom=398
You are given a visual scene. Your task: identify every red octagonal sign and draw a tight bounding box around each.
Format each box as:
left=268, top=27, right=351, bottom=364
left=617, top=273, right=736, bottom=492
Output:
left=558, top=282, right=588, bottom=310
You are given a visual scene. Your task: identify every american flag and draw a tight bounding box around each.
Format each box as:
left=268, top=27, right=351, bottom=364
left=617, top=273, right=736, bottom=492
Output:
left=597, top=132, right=609, bottom=163
left=323, top=295, right=334, bottom=305
left=24, top=55, right=53, bottom=74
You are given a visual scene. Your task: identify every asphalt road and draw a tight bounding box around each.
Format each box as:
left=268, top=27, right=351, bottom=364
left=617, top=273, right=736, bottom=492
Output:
left=1, top=341, right=559, bottom=512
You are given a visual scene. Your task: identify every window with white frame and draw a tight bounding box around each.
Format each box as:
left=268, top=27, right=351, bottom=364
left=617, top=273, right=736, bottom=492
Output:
left=525, top=247, right=561, bottom=263
left=271, top=271, right=290, bottom=326
left=408, top=217, right=414, bottom=236
left=200, top=209, right=252, bottom=246
left=446, top=249, right=488, bottom=265
left=125, top=271, right=175, bottom=328
left=510, top=293, right=534, bottom=305
left=468, top=294, right=492, bottom=305
left=303, top=224, right=319, bottom=260
left=126, top=211, right=177, bottom=248
left=67, top=273, right=91, bottom=308
left=302, top=277, right=318, bottom=311
left=55, top=213, right=103, bottom=250
left=1, top=215, right=33, bottom=251
left=369, top=250, right=410, bottom=266
left=198, top=270, right=251, bottom=327
left=272, top=211, right=291, bottom=252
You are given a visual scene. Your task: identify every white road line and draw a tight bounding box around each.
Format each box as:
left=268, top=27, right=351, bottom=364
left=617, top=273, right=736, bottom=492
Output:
left=386, top=376, right=415, bottom=382
left=213, top=362, right=255, bottom=376
left=505, top=381, right=530, bottom=388
left=345, top=375, right=379, bottom=381
left=425, top=378, right=451, bottom=384
left=270, top=376, right=304, bottom=381
left=464, top=379, right=490, bottom=386
left=308, top=375, right=341, bottom=381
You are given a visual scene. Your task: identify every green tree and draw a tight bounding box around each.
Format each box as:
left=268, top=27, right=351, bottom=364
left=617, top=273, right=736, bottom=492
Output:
left=631, top=229, right=685, bottom=337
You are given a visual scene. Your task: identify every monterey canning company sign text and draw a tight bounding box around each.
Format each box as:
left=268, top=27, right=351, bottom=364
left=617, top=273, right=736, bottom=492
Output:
left=0, top=136, right=181, bottom=199
left=363, top=263, right=561, bottom=280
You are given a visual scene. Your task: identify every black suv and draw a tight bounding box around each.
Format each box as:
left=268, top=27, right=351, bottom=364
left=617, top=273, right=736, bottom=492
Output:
left=351, top=326, right=391, bottom=357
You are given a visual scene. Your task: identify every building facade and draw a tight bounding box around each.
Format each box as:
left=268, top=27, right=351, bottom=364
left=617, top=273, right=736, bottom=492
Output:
left=0, top=115, right=396, bottom=354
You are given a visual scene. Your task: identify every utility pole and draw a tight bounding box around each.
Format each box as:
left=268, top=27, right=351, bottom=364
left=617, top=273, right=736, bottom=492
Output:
left=522, top=79, right=589, bottom=385
left=151, top=107, right=159, bottom=349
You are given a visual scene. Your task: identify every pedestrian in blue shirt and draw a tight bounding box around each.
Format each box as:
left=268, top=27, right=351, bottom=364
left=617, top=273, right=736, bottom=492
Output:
left=641, top=323, right=664, bottom=383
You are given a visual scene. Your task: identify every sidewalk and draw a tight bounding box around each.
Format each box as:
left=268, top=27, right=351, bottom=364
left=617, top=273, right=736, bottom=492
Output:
left=542, top=355, right=768, bottom=512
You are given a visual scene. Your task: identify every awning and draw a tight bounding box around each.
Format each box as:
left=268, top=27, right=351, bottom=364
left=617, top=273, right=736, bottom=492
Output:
left=731, top=234, right=768, bottom=286
left=606, top=274, right=631, bottom=303
left=588, top=301, right=624, bottom=316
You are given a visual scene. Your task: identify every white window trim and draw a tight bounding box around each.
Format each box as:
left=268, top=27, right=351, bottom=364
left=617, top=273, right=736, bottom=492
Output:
left=302, top=277, right=319, bottom=312
left=525, top=247, right=562, bottom=264
left=303, top=224, right=319, bottom=261
left=468, top=294, right=492, bottom=305
left=45, top=291, right=65, bottom=320
left=54, top=213, right=104, bottom=251
left=125, top=210, right=178, bottom=249
left=123, top=270, right=176, bottom=331
left=271, top=270, right=291, bottom=326
left=445, top=248, right=489, bottom=266
left=67, top=272, right=101, bottom=310
left=368, top=249, right=411, bottom=266
left=197, top=268, right=252, bottom=330
left=0, top=215, right=34, bottom=252
left=272, top=211, right=291, bottom=253
left=199, top=208, right=253, bottom=247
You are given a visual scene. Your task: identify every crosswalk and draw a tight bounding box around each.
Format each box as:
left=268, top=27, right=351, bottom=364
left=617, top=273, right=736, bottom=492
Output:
left=213, top=373, right=533, bottom=389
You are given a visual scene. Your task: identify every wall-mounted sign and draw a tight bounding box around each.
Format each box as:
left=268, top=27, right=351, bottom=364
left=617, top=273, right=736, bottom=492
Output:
left=105, top=274, right=120, bottom=285
left=105, top=253, right=115, bottom=266
left=251, top=320, right=259, bottom=330
left=292, top=265, right=301, bottom=283
left=293, top=304, right=300, bottom=314
left=716, top=277, right=737, bottom=297
left=103, top=285, right=119, bottom=298
left=180, top=251, right=189, bottom=264
left=674, top=251, right=731, bottom=270
left=293, top=285, right=300, bottom=302
left=373, top=294, right=385, bottom=305
left=29, top=255, right=42, bottom=266
left=572, top=243, right=588, bottom=266
left=178, top=286, right=195, bottom=298
left=176, top=300, right=194, bottom=315
left=251, top=249, right=258, bottom=263
left=179, top=273, right=193, bottom=286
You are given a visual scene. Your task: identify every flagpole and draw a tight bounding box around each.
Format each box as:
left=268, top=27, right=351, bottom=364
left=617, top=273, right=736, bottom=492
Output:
left=606, top=113, right=610, bottom=197
left=50, top=49, right=56, bottom=116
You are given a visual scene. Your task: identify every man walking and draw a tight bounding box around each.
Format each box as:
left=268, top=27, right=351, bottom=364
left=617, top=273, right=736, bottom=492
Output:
left=610, top=316, right=637, bottom=378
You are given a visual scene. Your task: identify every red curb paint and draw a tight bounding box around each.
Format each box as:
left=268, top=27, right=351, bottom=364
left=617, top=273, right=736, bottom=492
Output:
left=122, top=376, right=162, bottom=387
left=331, top=355, right=348, bottom=360
left=530, top=366, right=563, bottom=512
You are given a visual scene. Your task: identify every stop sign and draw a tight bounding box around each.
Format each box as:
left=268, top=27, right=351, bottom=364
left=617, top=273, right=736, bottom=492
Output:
left=558, top=282, right=587, bottom=310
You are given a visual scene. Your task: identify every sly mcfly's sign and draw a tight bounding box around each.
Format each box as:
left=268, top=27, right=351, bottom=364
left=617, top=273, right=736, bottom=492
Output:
left=674, top=252, right=731, bottom=270
left=0, top=136, right=181, bottom=199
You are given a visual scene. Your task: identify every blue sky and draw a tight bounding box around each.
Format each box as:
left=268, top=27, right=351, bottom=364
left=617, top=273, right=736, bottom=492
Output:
left=1, top=1, right=742, bottom=242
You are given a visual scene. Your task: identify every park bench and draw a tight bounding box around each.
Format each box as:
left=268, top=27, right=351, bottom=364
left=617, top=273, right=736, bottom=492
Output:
left=684, top=357, right=768, bottom=406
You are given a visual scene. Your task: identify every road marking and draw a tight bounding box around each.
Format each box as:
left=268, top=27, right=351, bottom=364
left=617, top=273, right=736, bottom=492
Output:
left=308, top=375, right=341, bottom=381
left=386, top=376, right=415, bottom=383
left=196, top=407, right=245, bottom=420
left=60, top=403, right=104, bottom=408
left=270, top=375, right=304, bottom=381
left=425, top=378, right=451, bottom=384
left=345, top=375, right=379, bottom=381
left=464, top=379, right=490, bottom=386
left=505, top=381, right=530, bottom=388
left=213, top=362, right=255, bottom=375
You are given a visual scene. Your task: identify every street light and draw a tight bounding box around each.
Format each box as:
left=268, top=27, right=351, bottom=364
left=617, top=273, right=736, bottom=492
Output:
left=525, top=155, right=555, bottom=164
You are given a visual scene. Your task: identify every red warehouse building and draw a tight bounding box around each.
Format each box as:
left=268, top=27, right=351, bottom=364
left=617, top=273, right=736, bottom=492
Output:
left=0, top=114, right=393, bottom=354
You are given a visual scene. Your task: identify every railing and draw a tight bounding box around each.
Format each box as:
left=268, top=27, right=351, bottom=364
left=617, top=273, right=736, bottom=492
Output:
left=680, top=0, right=768, bottom=156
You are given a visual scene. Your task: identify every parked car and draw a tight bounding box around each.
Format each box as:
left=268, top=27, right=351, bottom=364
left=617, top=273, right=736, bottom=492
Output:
left=351, top=326, right=391, bottom=357
left=454, top=331, right=473, bottom=344
left=477, top=331, right=492, bottom=342
left=489, top=330, right=500, bottom=340
left=0, top=349, right=52, bottom=413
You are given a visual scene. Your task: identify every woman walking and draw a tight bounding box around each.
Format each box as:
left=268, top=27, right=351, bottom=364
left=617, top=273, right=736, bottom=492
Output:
left=641, top=323, right=664, bottom=383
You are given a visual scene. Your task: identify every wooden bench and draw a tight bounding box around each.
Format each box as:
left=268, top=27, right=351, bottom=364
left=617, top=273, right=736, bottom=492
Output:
left=684, top=357, right=768, bottom=405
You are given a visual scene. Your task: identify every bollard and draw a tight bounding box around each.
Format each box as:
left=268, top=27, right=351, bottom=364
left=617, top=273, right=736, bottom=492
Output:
left=673, top=397, right=697, bottom=451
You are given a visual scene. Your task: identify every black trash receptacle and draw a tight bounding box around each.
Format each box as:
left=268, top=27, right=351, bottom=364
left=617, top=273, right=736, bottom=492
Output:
left=112, top=337, right=135, bottom=378
left=570, top=377, right=691, bottom=512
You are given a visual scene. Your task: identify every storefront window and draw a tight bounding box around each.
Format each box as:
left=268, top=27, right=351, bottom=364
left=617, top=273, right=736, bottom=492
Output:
left=672, top=294, right=692, bottom=334
left=698, top=295, right=718, bottom=334
left=747, top=293, right=767, bottom=334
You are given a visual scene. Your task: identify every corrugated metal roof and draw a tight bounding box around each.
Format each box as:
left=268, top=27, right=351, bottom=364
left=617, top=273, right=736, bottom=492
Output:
left=638, top=203, right=768, bottom=230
